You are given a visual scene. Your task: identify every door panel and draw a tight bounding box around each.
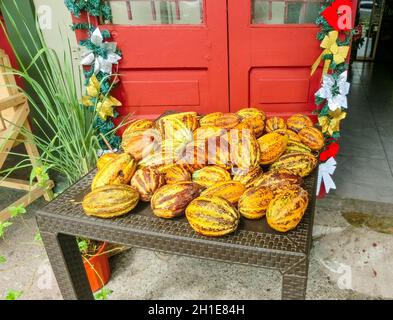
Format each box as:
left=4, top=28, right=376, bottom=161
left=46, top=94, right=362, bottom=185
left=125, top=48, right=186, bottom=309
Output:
left=228, top=0, right=324, bottom=118
left=72, top=0, right=229, bottom=119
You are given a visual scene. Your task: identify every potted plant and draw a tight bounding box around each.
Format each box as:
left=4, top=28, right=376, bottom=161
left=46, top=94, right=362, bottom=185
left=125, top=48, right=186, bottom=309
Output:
left=77, top=238, right=111, bottom=292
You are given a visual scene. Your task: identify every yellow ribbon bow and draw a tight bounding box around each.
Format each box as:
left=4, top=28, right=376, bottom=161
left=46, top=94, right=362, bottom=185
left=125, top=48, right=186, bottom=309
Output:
left=96, top=95, right=122, bottom=120
left=311, top=31, right=350, bottom=76
left=318, top=109, right=347, bottom=136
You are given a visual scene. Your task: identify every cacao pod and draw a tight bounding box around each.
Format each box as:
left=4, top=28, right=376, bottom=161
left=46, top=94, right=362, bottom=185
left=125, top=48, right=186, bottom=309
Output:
left=121, top=128, right=160, bottom=161
left=285, top=140, right=312, bottom=154
left=238, top=186, right=274, bottom=219
left=193, top=126, right=226, bottom=143
left=200, top=181, right=245, bottom=205
left=156, top=112, right=199, bottom=138
left=97, top=153, right=120, bottom=171
left=82, top=185, right=139, bottom=218
left=233, top=166, right=263, bottom=188
left=286, top=114, right=313, bottom=132
left=298, top=127, right=325, bottom=151
left=265, top=116, right=287, bottom=132
left=236, top=108, right=266, bottom=138
left=270, top=153, right=318, bottom=177
left=151, top=182, right=201, bottom=218
left=192, top=165, right=231, bottom=188
left=130, top=167, right=165, bottom=202
left=252, top=170, right=303, bottom=192
left=266, top=185, right=309, bottom=232
left=258, top=132, right=288, bottom=165
left=200, top=112, right=240, bottom=129
left=162, top=164, right=191, bottom=184
left=91, top=153, right=137, bottom=190
left=186, top=196, right=240, bottom=237
left=122, top=119, right=155, bottom=143
left=275, top=129, right=301, bottom=142
left=229, top=129, right=261, bottom=170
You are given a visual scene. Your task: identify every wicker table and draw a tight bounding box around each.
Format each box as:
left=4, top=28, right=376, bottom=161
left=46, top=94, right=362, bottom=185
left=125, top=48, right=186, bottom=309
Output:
left=37, top=168, right=318, bottom=300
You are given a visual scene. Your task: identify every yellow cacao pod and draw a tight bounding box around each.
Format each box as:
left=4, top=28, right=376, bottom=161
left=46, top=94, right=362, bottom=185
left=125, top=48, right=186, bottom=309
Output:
left=270, top=153, right=318, bottom=177
left=258, top=132, right=288, bottom=165
left=252, top=170, right=303, bottom=192
left=236, top=108, right=266, bottom=138
left=151, top=182, right=201, bottom=219
left=238, top=186, right=274, bottom=219
left=96, top=153, right=120, bottom=171
left=275, top=129, right=301, bottom=142
left=193, top=126, right=226, bottom=143
left=233, top=166, right=263, bottom=188
left=201, top=181, right=245, bottom=205
left=265, top=116, right=287, bottom=132
left=82, top=185, right=139, bottom=218
left=130, top=167, right=165, bottom=202
left=192, top=165, right=231, bottom=188
left=121, top=128, right=160, bottom=161
left=122, top=119, right=155, bottom=142
left=186, top=196, right=240, bottom=237
left=298, top=127, right=325, bottom=151
left=91, top=153, right=137, bottom=190
left=229, top=130, right=261, bottom=170
left=156, top=112, right=199, bottom=138
left=161, top=164, right=191, bottom=184
left=285, top=140, right=312, bottom=154
left=286, top=114, right=313, bottom=133
left=200, top=112, right=241, bottom=129
left=266, top=185, right=309, bottom=232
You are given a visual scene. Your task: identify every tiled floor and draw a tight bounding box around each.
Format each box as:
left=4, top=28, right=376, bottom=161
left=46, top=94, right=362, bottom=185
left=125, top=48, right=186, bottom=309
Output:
left=330, top=62, right=393, bottom=203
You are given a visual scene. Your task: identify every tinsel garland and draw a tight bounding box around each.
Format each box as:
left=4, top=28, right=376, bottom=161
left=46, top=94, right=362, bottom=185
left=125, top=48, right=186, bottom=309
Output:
left=64, top=0, right=122, bottom=149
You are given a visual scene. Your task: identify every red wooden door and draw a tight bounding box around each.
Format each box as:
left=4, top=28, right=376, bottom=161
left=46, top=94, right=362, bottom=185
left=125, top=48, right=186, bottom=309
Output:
left=73, top=0, right=229, bottom=119
left=228, top=0, right=357, bottom=118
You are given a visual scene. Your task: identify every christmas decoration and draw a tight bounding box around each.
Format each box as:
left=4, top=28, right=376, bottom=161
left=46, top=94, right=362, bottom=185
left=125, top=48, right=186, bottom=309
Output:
left=317, top=157, right=337, bottom=195
left=315, top=71, right=350, bottom=111
left=64, top=0, right=122, bottom=149
left=321, top=0, right=353, bottom=31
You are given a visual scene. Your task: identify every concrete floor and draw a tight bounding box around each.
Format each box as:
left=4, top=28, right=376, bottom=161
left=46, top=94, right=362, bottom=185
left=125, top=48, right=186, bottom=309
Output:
left=1, top=62, right=393, bottom=300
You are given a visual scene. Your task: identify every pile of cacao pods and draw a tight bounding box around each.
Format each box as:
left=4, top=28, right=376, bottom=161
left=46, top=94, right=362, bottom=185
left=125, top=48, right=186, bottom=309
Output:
left=82, top=109, right=324, bottom=236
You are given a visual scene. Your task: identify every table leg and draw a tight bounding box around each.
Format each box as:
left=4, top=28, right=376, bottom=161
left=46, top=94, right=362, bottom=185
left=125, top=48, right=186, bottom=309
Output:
left=41, top=231, right=94, bottom=300
left=281, top=257, right=309, bottom=300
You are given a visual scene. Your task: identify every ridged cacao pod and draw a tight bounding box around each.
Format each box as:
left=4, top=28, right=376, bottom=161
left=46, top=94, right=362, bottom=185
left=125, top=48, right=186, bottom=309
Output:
left=238, top=186, right=274, bottom=219
left=265, top=116, right=287, bottom=133
left=229, top=130, right=261, bottom=170
left=252, top=170, right=303, bottom=192
left=82, top=185, right=139, bottom=218
left=285, top=140, right=312, bottom=154
left=258, top=132, right=288, bottom=165
left=151, top=182, right=201, bottom=218
left=200, top=181, right=245, bottom=205
left=186, top=196, right=240, bottom=237
left=206, top=135, right=232, bottom=169
left=275, top=129, right=301, bottom=142
left=266, top=185, right=309, bottom=232
left=162, top=164, right=191, bottom=184
left=177, top=141, right=209, bottom=168
left=236, top=108, right=266, bottom=138
left=156, top=112, right=199, bottom=139
left=192, top=165, right=231, bottom=188
left=91, top=153, right=137, bottom=190
left=286, top=114, right=313, bottom=133
left=122, top=119, right=155, bottom=142
left=121, top=128, right=160, bottom=161
left=138, top=151, right=177, bottom=168
left=270, top=153, right=318, bottom=177
left=130, top=167, right=165, bottom=202
left=200, top=112, right=241, bottom=129
left=97, top=153, right=120, bottom=171
left=179, top=163, right=205, bottom=174
left=233, top=166, right=263, bottom=188
left=298, top=127, right=325, bottom=151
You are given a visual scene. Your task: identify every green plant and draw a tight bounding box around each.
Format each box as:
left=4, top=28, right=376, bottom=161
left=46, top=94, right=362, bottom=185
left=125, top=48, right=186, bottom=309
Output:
left=0, top=222, right=12, bottom=238
left=5, top=290, right=23, bottom=300
left=94, top=288, right=113, bottom=300
left=0, top=3, right=116, bottom=186
left=0, top=256, right=6, bottom=264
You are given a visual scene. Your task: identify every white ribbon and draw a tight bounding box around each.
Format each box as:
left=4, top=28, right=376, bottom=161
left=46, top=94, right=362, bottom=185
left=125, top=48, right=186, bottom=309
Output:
left=317, top=157, right=337, bottom=195
left=80, top=27, right=122, bottom=75
left=315, top=71, right=350, bottom=111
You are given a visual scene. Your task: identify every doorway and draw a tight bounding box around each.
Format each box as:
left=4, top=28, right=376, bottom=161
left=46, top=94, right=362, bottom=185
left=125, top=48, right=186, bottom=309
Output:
left=72, top=0, right=355, bottom=118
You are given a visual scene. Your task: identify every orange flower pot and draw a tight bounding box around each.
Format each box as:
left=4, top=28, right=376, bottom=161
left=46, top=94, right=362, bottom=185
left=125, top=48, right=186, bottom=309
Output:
left=83, top=242, right=111, bottom=292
